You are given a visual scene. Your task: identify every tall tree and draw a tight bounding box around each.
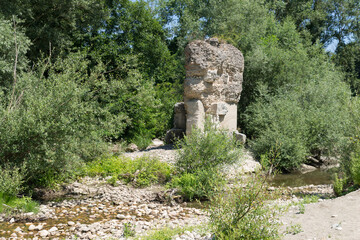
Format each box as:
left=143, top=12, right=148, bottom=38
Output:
left=324, top=0, right=360, bottom=48
left=0, top=0, right=107, bottom=61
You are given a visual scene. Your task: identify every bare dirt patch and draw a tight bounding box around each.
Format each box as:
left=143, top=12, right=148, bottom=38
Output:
left=282, top=189, right=360, bottom=240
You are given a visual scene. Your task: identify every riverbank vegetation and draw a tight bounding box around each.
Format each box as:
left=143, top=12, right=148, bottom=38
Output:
left=1, top=0, right=360, bottom=227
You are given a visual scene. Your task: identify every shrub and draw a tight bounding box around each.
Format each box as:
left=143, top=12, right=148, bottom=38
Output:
left=245, top=76, right=352, bottom=172
left=175, top=120, right=241, bottom=173
left=336, top=98, right=360, bottom=193
left=171, top=120, right=242, bottom=200
left=0, top=165, right=25, bottom=196
left=169, top=170, right=224, bottom=201
left=350, top=146, right=360, bottom=186
left=131, top=132, right=153, bottom=150
left=0, top=52, right=124, bottom=187
left=333, top=173, right=345, bottom=196
left=209, top=174, right=282, bottom=240
left=86, top=155, right=173, bottom=187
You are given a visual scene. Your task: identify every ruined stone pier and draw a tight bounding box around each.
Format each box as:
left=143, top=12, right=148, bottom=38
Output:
left=165, top=38, right=246, bottom=143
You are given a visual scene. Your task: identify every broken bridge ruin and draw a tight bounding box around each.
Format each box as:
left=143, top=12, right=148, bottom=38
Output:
left=165, top=38, right=246, bottom=143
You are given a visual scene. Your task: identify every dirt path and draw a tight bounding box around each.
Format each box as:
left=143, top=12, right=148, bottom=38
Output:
left=282, top=189, right=360, bottom=240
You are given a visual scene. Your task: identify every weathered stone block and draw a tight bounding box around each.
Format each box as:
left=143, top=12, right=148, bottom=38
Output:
left=211, top=102, right=228, bottom=116
left=185, top=99, right=205, bottom=135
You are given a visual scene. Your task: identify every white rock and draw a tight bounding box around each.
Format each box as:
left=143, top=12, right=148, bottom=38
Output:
left=116, top=214, right=126, bottom=220
left=28, top=224, right=36, bottom=231
left=14, top=227, right=22, bottom=232
left=67, top=221, right=75, bottom=226
left=49, top=226, right=58, bottom=233
left=80, top=226, right=90, bottom=232
left=39, top=230, right=49, bottom=237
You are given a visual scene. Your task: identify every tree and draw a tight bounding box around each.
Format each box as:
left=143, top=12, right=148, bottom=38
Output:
left=0, top=0, right=107, bottom=61
left=333, top=41, right=360, bottom=95
left=85, top=0, right=183, bottom=142
left=323, top=0, right=360, bottom=48
left=0, top=16, right=30, bottom=89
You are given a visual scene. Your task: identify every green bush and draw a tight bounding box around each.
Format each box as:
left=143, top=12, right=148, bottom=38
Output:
left=123, top=222, right=135, bottom=238
left=171, top=121, right=241, bottom=200
left=335, top=98, right=360, bottom=194
left=349, top=139, right=360, bottom=186
left=175, top=120, right=241, bottom=173
left=169, top=170, right=224, bottom=201
left=245, top=75, right=351, bottom=171
left=0, top=52, right=121, bottom=187
left=131, top=132, right=153, bottom=151
left=351, top=157, right=360, bottom=186
left=0, top=165, right=25, bottom=196
left=333, top=173, right=345, bottom=196
left=86, top=155, right=173, bottom=187
left=209, top=174, right=282, bottom=240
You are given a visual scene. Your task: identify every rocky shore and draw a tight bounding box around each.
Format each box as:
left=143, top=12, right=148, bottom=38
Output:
left=0, top=177, right=210, bottom=239
left=0, top=145, right=341, bottom=239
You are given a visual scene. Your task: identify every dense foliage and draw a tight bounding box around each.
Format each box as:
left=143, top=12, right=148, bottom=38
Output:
left=1, top=0, right=360, bottom=197
left=158, top=0, right=360, bottom=171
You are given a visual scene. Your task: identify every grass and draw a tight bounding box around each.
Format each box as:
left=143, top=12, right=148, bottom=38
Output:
left=86, top=155, right=174, bottom=187
left=137, top=225, right=199, bottom=240
left=0, top=192, right=39, bottom=214
left=123, top=222, right=135, bottom=238
left=294, top=195, right=319, bottom=214
left=284, top=224, right=302, bottom=235
left=301, top=195, right=320, bottom=204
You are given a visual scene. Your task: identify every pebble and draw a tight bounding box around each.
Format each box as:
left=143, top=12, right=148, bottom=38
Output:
left=39, top=230, right=49, bottom=237
left=28, top=224, right=36, bottom=231
left=67, top=221, right=75, bottom=226
left=116, top=214, right=126, bottom=220
left=331, top=223, right=342, bottom=230
left=49, top=226, right=58, bottom=233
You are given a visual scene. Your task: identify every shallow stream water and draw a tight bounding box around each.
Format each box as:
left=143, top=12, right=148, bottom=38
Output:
left=268, top=169, right=334, bottom=187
